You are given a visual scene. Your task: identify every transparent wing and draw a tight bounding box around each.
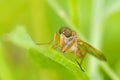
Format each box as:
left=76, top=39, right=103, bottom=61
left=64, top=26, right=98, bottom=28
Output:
left=78, top=40, right=107, bottom=61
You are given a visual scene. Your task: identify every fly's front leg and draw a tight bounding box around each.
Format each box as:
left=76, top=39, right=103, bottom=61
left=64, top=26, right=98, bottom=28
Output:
left=36, top=34, right=57, bottom=46
left=52, top=32, right=60, bottom=49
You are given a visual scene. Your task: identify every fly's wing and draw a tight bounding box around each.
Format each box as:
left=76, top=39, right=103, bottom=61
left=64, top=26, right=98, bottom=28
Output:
left=78, top=40, right=107, bottom=61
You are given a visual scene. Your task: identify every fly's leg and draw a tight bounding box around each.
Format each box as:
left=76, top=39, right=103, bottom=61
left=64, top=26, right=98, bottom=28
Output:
left=52, top=32, right=60, bottom=49
left=75, top=59, right=85, bottom=72
left=75, top=50, right=86, bottom=72
left=36, top=32, right=59, bottom=49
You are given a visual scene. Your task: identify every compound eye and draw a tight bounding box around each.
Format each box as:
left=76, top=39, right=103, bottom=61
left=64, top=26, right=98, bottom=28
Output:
left=59, top=27, right=72, bottom=37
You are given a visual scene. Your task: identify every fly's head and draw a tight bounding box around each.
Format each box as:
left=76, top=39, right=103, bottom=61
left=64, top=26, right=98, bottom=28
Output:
left=59, top=27, right=77, bottom=38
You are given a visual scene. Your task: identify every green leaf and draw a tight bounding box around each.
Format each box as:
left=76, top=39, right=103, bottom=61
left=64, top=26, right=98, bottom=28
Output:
left=9, top=26, right=90, bottom=80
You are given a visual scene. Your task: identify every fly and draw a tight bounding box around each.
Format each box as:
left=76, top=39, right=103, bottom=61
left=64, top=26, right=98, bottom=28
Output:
left=37, top=27, right=106, bottom=72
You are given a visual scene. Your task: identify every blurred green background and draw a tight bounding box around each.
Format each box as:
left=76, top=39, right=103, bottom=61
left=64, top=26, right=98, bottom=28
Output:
left=0, top=0, right=120, bottom=80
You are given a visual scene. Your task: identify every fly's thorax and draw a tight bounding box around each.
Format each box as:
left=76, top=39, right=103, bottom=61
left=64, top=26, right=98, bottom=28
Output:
left=59, top=33, right=78, bottom=53
left=59, top=33, right=76, bottom=45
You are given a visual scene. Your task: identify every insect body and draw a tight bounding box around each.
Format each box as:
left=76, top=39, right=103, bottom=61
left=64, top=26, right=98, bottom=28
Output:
left=53, top=27, right=106, bottom=71
left=38, top=27, right=106, bottom=72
